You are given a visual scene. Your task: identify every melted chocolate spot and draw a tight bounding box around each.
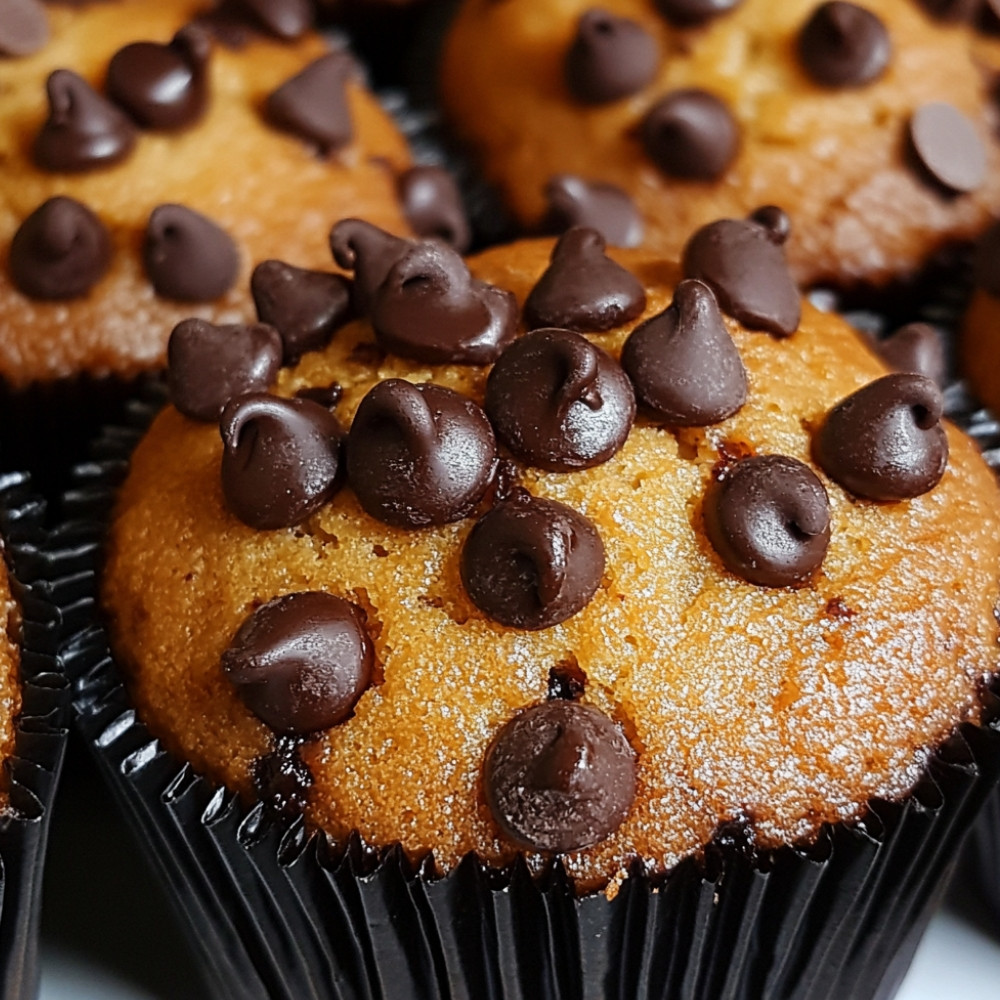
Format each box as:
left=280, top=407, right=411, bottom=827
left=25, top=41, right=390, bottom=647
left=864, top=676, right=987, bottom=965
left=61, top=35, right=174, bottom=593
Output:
left=640, top=89, right=740, bottom=181
left=264, top=51, right=354, bottom=155
left=548, top=659, right=587, bottom=700
left=565, top=8, right=659, bottom=104
left=544, top=175, right=643, bottom=249
left=143, top=204, right=239, bottom=302
left=369, top=241, right=518, bottom=364
left=483, top=700, right=635, bottom=852
left=524, top=228, right=646, bottom=333
left=486, top=329, right=636, bottom=472
left=347, top=380, right=497, bottom=528
left=397, top=166, right=471, bottom=253
left=220, top=393, right=344, bottom=529
left=703, top=454, right=831, bottom=587
left=106, top=25, right=211, bottom=131
left=0, top=0, right=48, bottom=57
left=462, top=490, right=605, bottom=631
left=229, top=0, right=313, bottom=39
left=621, top=278, right=747, bottom=425
left=653, top=0, right=744, bottom=25
left=797, top=2, right=890, bottom=88
left=974, top=219, right=1000, bottom=298
left=168, top=318, right=283, bottom=421
left=682, top=213, right=801, bottom=337
left=908, top=103, right=986, bottom=193
left=877, top=323, right=946, bottom=386
left=330, top=218, right=413, bottom=314
left=223, top=591, right=372, bottom=734
left=252, top=734, right=313, bottom=821
left=9, top=196, right=111, bottom=300
left=251, top=259, right=352, bottom=363
left=814, top=373, right=948, bottom=500
left=33, top=69, right=137, bottom=172
left=295, top=381, right=343, bottom=408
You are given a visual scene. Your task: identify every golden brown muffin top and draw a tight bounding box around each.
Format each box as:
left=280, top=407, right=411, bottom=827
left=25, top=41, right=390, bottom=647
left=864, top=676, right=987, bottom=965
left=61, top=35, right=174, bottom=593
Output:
left=0, top=0, right=414, bottom=387
left=440, top=0, right=1000, bottom=288
left=103, top=229, right=1000, bottom=889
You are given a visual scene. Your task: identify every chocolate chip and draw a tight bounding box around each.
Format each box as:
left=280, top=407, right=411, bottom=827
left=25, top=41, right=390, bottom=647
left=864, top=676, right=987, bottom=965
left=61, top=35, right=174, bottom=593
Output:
left=908, top=103, right=986, bottom=193
left=565, top=8, right=659, bottom=105
left=797, top=2, right=890, bottom=88
left=814, top=373, right=948, bottom=500
left=369, top=241, right=518, bottom=365
left=106, top=25, right=211, bottom=131
left=228, top=0, right=313, bottom=39
left=296, top=381, right=343, bottom=408
left=397, top=166, right=471, bottom=253
left=640, top=89, right=740, bottom=181
left=653, top=0, right=744, bottom=25
left=483, top=700, right=635, bottom=852
left=330, top=218, right=413, bottom=314
left=220, top=393, right=344, bottom=529
left=264, top=51, right=354, bottom=155
left=462, top=490, right=605, bottom=630
left=974, top=219, right=1000, bottom=298
left=681, top=213, right=800, bottom=337
left=621, top=278, right=747, bottom=425
left=749, top=204, right=791, bottom=244
left=168, top=319, right=283, bottom=421
left=251, top=259, right=352, bottom=363
left=913, top=0, right=980, bottom=20
left=347, top=380, right=497, bottom=528
left=143, top=204, right=239, bottom=302
left=252, top=734, right=313, bottom=820
left=8, top=196, right=111, bottom=300
left=486, top=329, right=635, bottom=472
left=544, top=175, right=643, bottom=249
left=33, top=69, right=137, bottom=172
left=703, top=454, right=831, bottom=587
left=524, top=228, right=646, bottom=333
left=877, top=323, right=946, bottom=386
left=0, top=0, right=48, bottom=57
left=223, top=591, right=372, bottom=734
left=548, top=659, right=586, bottom=700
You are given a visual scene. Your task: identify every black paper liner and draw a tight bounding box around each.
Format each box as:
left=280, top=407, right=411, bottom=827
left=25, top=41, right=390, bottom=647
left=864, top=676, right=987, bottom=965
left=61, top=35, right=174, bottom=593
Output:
left=0, top=471, right=72, bottom=1000
left=58, top=375, right=1000, bottom=1000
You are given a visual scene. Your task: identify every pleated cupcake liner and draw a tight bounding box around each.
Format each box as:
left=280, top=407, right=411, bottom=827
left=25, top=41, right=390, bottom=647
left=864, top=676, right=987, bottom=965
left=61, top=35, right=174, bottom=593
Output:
left=0, top=471, right=72, bottom=1000
left=54, top=373, right=1000, bottom=1000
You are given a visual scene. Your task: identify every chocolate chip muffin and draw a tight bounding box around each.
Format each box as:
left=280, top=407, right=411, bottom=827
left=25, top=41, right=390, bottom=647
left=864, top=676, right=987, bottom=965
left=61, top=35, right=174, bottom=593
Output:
left=960, top=218, right=1000, bottom=412
left=99, top=211, right=1000, bottom=895
left=439, top=0, right=1000, bottom=288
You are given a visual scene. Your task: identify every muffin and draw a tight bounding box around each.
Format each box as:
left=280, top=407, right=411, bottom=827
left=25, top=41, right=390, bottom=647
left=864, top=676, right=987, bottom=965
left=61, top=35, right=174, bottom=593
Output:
left=439, top=0, right=1000, bottom=289
left=959, top=218, right=1000, bottom=413
left=63, top=212, right=1000, bottom=997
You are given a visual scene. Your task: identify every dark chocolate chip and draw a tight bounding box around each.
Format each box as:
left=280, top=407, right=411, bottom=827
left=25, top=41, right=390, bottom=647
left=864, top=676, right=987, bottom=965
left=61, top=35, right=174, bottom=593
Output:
left=485, top=328, right=635, bottom=471
left=397, top=165, right=471, bottom=253
left=483, top=700, right=635, bottom=852
left=703, top=454, right=831, bottom=587
left=640, top=89, right=740, bottom=181
left=168, top=318, right=283, bottom=421
left=548, top=659, right=587, bottom=700
left=252, top=734, right=313, bottom=820
left=653, top=0, right=744, bottom=25
left=33, top=69, right=137, bottom=172
left=797, top=2, right=890, bottom=88
left=621, top=278, right=747, bottom=425
left=913, top=0, right=980, bottom=20
left=251, top=259, right=352, bottom=363
left=143, top=203, right=239, bottom=302
left=8, top=196, right=111, bottom=300
left=264, top=51, right=354, bottom=155
left=877, top=322, right=946, bottom=386
left=106, top=25, right=211, bottom=131
left=814, top=373, right=948, bottom=500
left=296, top=381, right=343, bottom=408
left=544, top=175, right=643, bottom=249
left=330, top=218, right=413, bottom=314
left=908, top=103, right=986, bottom=193
left=565, top=8, right=659, bottom=105
left=974, top=219, right=1000, bottom=298
left=682, top=213, right=801, bottom=336
left=229, top=0, right=313, bottom=39
left=223, top=591, right=372, bottom=734
left=220, top=393, right=343, bottom=529
left=749, top=204, right=791, bottom=244
left=369, top=241, right=518, bottom=365
left=347, top=380, right=497, bottom=528
left=462, top=490, right=605, bottom=631
left=524, top=227, right=646, bottom=333
left=0, top=0, right=48, bottom=57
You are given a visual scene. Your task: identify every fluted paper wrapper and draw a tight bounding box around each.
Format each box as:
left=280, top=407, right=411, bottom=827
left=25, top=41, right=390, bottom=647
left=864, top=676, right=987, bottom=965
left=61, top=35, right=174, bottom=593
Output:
left=0, top=473, right=71, bottom=1000
left=58, top=381, right=1000, bottom=1000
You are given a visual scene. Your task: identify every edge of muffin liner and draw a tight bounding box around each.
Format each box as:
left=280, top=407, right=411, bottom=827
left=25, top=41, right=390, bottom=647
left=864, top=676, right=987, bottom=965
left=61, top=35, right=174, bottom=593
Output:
left=0, top=472, right=73, bottom=1000
left=55, top=372, right=1000, bottom=1000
